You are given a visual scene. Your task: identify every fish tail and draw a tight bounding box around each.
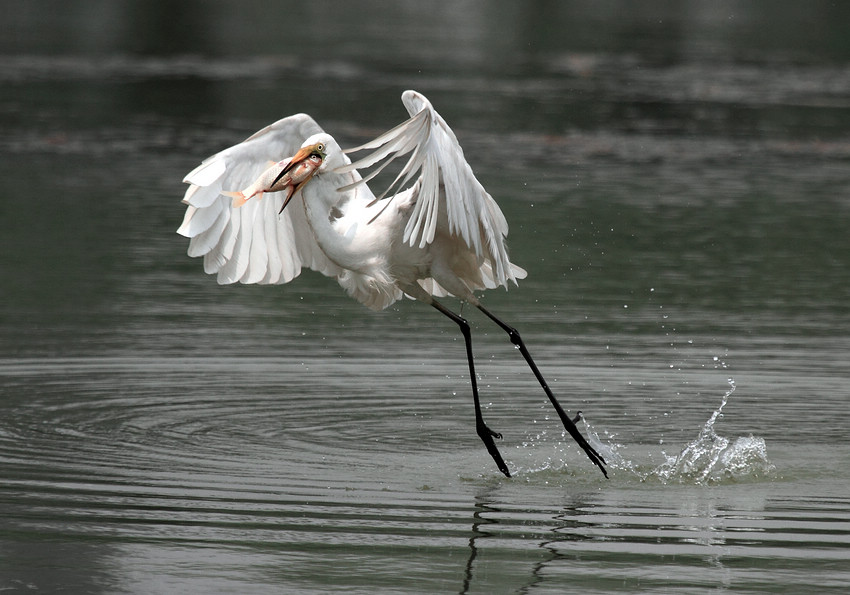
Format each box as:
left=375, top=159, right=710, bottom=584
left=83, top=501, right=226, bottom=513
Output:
left=222, top=191, right=249, bottom=208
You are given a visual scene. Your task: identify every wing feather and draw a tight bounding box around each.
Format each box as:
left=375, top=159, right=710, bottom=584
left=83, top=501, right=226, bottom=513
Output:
left=340, top=90, right=526, bottom=288
left=188, top=208, right=227, bottom=258
left=261, top=196, right=283, bottom=284
left=177, top=114, right=342, bottom=285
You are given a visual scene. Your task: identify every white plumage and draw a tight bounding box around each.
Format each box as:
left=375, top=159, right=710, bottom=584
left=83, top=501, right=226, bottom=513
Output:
left=177, top=90, right=607, bottom=479
left=178, top=90, right=525, bottom=310
left=179, top=113, right=338, bottom=286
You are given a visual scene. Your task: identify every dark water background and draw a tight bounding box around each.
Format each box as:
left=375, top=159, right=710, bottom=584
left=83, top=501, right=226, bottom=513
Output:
left=1, top=1, right=849, bottom=593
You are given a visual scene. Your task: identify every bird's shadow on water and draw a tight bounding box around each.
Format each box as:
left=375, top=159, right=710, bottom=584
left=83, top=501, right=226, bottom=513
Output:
left=460, top=496, right=493, bottom=595
left=459, top=486, right=599, bottom=595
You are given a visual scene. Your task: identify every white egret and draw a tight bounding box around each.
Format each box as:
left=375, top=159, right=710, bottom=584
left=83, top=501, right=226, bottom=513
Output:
left=177, top=90, right=607, bottom=478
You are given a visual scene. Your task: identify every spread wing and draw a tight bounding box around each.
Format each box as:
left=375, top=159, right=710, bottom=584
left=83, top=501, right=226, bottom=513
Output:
left=177, top=114, right=342, bottom=284
left=336, top=90, right=526, bottom=288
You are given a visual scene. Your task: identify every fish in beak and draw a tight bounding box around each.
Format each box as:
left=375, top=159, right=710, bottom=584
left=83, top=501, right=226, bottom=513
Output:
left=222, top=142, right=326, bottom=212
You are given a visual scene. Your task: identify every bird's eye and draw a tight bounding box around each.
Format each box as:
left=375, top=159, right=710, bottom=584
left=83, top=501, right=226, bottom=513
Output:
left=316, top=143, right=324, bottom=152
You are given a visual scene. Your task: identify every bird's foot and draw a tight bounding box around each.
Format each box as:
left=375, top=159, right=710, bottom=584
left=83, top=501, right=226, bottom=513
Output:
left=476, top=421, right=510, bottom=477
left=481, top=423, right=502, bottom=440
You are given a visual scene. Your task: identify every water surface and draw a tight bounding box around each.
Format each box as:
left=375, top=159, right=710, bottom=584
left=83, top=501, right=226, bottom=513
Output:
left=2, top=2, right=849, bottom=593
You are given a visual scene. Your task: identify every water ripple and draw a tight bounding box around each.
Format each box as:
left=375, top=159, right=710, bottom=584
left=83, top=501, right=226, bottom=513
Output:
left=2, top=356, right=849, bottom=592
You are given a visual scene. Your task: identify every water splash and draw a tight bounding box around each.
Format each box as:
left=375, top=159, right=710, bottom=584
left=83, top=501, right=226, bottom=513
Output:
left=581, top=417, right=636, bottom=474
left=651, top=379, right=774, bottom=483
left=581, top=379, right=775, bottom=484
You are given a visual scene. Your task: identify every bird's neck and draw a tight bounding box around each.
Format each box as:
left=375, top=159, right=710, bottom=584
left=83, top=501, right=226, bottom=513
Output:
left=300, top=175, right=386, bottom=270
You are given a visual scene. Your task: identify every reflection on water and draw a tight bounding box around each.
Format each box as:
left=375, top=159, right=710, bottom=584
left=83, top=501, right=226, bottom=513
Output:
left=2, top=1, right=850, bottom=593
left=2, top=352, right=848, bottom=592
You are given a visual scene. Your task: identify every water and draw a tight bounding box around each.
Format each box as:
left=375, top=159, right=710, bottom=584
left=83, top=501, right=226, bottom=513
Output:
left=2, top=1, right=850, bottom=592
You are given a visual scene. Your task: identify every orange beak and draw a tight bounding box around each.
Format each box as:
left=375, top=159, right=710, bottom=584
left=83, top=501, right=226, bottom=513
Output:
left=270, top=143, right=325, bottom=189
left=275, top=143, right=326, bottom=214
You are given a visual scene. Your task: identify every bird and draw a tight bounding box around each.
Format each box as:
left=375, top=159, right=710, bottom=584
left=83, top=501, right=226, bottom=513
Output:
left=177, top=90, right=607, bottom=479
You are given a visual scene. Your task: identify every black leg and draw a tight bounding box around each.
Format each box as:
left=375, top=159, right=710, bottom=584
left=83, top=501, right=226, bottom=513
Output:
left=476, top=304, right=608, bottom=478
left=431, top=300, right=511, bottom=478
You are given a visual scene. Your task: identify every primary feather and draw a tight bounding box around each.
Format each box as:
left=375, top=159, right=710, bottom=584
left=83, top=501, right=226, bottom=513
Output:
left=178, top=91, right=525, bottom=307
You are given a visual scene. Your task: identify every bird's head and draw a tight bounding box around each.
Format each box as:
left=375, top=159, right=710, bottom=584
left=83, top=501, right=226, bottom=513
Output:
left=300, top=133, right=345, bottom=171
left=273, top=133, right=348, bottom=214
left=287, top=137, right=327, bottom=170
left=269, top=134, right=339, bottom=214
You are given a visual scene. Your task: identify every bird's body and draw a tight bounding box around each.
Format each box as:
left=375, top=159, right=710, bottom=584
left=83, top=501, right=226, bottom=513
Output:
left=294, top=156, right=421, bottom=309
left=178, top=90, right=607, bottom=478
